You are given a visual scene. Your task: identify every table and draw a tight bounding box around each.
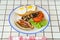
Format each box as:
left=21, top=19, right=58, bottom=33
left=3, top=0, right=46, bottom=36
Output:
left=0, top=0, right=60, bottom=40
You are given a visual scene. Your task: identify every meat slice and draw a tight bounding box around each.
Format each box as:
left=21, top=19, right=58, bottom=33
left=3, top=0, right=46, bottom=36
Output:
left=15, top=19, right=34, bottom=30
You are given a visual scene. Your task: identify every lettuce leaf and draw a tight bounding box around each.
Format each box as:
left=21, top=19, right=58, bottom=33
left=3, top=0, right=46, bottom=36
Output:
left=29, top=19, right=48, bottom=29
left=40, top=19, right=48, bottom=26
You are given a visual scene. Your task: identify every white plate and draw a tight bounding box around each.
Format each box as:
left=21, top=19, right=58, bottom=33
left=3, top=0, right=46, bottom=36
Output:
left=8, top=5, right=50, bottom=34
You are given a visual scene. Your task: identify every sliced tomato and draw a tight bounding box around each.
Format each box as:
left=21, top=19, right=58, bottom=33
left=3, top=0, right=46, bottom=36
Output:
left=33, top=17, right=40, bottom=22
left=33, top=11, right=44, bottom=22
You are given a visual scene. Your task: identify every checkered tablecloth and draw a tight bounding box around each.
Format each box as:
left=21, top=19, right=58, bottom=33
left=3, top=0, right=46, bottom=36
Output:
left=0, top=0, right=60, bottom=40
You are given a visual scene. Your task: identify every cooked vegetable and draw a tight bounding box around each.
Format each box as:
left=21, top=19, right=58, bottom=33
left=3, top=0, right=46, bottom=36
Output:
left=21, top=11, right=39, bottom=21
left=31, top=12, right=38, bottom=18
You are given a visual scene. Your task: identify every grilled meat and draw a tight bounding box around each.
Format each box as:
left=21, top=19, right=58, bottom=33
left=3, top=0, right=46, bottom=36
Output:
left=15, top=19, right=34, bottom=30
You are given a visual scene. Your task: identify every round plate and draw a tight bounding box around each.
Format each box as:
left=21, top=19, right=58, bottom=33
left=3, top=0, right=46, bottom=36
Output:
left=8, top=5, right=50, bottom=34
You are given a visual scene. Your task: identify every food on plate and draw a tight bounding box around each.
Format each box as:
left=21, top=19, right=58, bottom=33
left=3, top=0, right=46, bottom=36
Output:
left=15, top=5, right=48, bottom=30
left=33, top=11, right=44, bottom=22
left=27, top=5, right=36, bottom=11
left=15, top=20, right=34, bottom=30
left=15, top=5, right=37, bottom=16
left=15, top=6, right=26, bottom=16
left=29, top=19, right=48, bottom=29
left=21, top=11, right=39, bottom=21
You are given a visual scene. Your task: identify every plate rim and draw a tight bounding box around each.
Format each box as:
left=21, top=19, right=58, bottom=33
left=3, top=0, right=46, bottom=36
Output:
left=8, top=5, right=50, bottom=34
